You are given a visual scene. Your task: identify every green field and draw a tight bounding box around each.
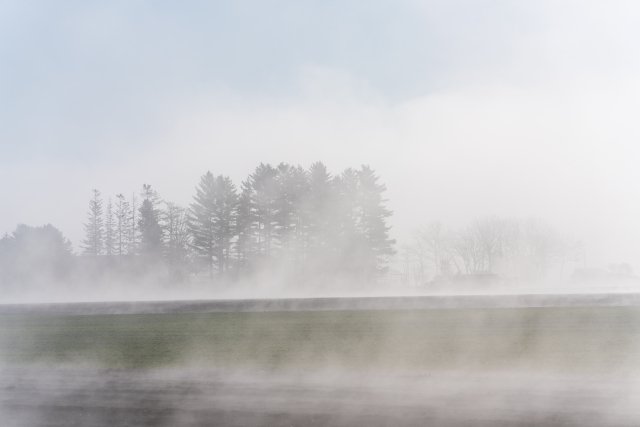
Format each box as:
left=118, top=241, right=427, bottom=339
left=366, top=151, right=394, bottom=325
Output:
left=2, top=306, right=639, bottom=372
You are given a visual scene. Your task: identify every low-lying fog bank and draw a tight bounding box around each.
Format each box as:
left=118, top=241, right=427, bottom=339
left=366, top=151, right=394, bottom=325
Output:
left=3, top=294, right=640, bottom=426
left=3, top=276, right=640, bottom=305
left=1, top=366, right=639, bottom=427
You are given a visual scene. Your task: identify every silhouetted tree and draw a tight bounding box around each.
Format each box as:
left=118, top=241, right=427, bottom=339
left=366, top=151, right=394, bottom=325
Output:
left=71, top=162, right=397, bottom=283
left=82, top=189, right=104, bottom=256
left=250, top=163, right=279, bottom=258
left=138, top=184, right=163, bottom=259
left=355, top=166, right=395, bottom=278
left=417, top=222, right=451, bottom=277
left=128, top=192, right=138, bottom=255
left=115, top=193, right=130, bottom=256
left=305, top=162, right=333, bottom=257
left=274, top=163, right=308, bottom=256
left=189, top=172, right=217, bottom=277
left=235, top=179, right=257, bottom=271
left=452, top=226, right=482, bottom=274
left=212, top=176, right=238, bottom=274
left=104, top=198, right=116, bottom=256
left=189, top=173, right=238, bottom=276
left=329, top=168, right=362, bottom=276
left=471, top=217, right=506, bottom=273
left=163, top=201, right=190, bottom=279
left=0, top=224, right=73, bottom=287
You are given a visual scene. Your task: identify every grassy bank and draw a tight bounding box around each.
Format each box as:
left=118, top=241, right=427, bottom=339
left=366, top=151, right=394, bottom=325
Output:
left=1, top=306, right=639, bottom=372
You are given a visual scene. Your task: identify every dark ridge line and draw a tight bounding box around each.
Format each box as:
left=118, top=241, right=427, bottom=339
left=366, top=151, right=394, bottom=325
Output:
left=2, top=293, right=640, bottom=316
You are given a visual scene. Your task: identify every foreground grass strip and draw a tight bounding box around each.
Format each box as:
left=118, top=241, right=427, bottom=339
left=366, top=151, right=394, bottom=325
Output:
left=1, top=306, right=639, bottom=371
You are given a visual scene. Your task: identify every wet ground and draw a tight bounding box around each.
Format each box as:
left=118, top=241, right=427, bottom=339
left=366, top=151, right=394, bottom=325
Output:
left=1, top=367, right=638, bottom=427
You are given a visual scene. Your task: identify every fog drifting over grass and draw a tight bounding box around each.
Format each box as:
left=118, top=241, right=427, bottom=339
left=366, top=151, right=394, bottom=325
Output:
left=2, top=1, right=640, bottom=269
left=4, top=5, right=640, bottom=427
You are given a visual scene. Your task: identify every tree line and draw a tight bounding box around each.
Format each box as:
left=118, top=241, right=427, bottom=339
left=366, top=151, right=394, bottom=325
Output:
left=80, top=162, right=395, bottom=283
left=401, top=217, right=585, bottom=286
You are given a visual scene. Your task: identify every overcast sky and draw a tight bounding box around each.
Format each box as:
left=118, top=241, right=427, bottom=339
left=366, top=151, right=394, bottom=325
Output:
left=2, top=0, right=640, bottom=269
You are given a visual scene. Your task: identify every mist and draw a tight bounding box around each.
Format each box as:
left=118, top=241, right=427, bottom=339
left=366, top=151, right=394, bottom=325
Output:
left=2, top=1, right=640, bottom=426
left=3, top=1, right=640, bottom=271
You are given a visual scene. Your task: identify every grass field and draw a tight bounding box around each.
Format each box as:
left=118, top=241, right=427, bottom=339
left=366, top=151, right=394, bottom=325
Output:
left=2, top=305, right=640, bottom=372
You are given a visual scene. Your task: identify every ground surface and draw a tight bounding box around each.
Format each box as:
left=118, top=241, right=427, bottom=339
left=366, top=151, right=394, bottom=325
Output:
left=1, top=294, right=640, bottom=426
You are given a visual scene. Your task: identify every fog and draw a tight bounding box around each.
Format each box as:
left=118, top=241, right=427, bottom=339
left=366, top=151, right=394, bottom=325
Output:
left=2, top=1, right=640, bottom=426
left=2, top=1, right=640, bottom=271
left=3, top=296, right=640, bottom=426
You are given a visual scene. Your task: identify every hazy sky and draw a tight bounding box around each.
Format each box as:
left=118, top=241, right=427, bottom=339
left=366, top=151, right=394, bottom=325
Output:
left=2, top=0, right=640, bottom=269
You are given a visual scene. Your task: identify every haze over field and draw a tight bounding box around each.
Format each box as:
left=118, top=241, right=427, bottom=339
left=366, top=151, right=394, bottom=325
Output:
left=2, top=0, right=640, bottom=273
left=3, top=3, right=640, bottom=426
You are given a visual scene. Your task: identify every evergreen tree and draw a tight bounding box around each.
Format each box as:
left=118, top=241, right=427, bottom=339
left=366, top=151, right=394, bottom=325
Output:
left=334, top=167, right=361, bottom=271
left=82, top=189, right=104, bottom=256
left=72, top=162, right=396, bottom=283
left=305, top=162, right=333, bottom=256
left=138, top=184, right=163, bottom=258
left=104, top=198, right=116, bottom=256
left=235, top=179, right=257, bottom=271
left=274, top=164, right=309, bottom=259
left=212, top=176, right=238, bottom=274
left=250, top=163, right=279, bottom=258
left=355, top=166, right=396, bottom=277
left=128, top=193, right=138, bottom=255
left=114, top=194, right=130, bottom=256
left=274, top=163, right=294, bottom=247
left=290, top=166, right=310, bottom=256
left=189, top=172, right=217, bottom=277
left=188, top=173, right=238, bottom=277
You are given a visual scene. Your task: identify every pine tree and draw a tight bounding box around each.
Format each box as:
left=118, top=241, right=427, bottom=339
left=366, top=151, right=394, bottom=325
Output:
left=334, top=167, right=361, bottom=272
left=104, top=198, right=116, bottom=256
left=250, top=163, right=279, bottom=258
left=213, top=176, right=238, bottom=274
left=355, top=165, right=396, bottom=277
left=82, top=189, right=104, bottom=256
left=115, top=194, right=130, bottom=256
left=188, top=172, right=218, bottom=278
left=305, top=162, right=333, bottom=256
left=128, top=193, right=138, bottom=255
left=138, top=184, right=163, bottom=259
left=274, top=164, right=308, bottom=252
left=290, top=166, right=310, bottom=257
left=235, top=179, right=257, bottom=271
left=274, top=163, right=294, bottom=247
left=188, top=173, right=238, bottom=277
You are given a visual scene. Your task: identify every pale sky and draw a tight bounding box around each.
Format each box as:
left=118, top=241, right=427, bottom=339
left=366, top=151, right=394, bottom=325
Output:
left=2, top=0, right=640, bottom=269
